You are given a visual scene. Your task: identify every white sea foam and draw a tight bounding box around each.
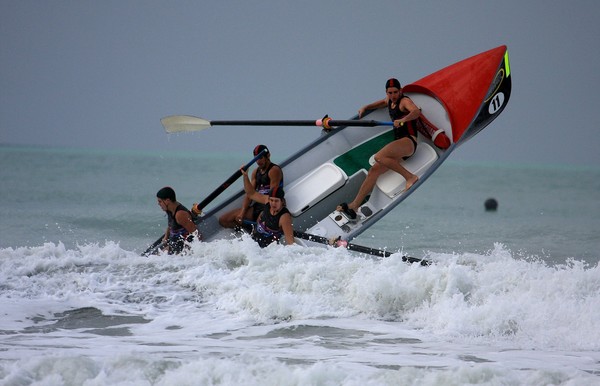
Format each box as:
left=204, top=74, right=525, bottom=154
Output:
left=1, top=240, right=599, bottom=384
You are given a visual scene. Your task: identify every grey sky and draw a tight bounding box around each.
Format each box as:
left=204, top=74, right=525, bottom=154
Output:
left=1, top=1, right=599, bottom=167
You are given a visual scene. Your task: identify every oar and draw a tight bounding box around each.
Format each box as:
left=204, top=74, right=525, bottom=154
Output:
left=293, top=230, right=430, bottom=266
left=192, top=147, right=267, bottom=214
left=161, top=115, right=394, bottom=134
left=142, top=148, right=268, bottom=256
left=142, top=237, right=165, bottom=257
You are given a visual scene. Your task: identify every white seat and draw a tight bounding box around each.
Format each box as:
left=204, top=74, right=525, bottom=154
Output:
left=374, top=142, right=438, bottom=198
left=285, top=162, right=347, bottom=216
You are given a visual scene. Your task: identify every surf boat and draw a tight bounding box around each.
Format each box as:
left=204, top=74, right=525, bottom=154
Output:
left=152, top=45, right=512, bottom=251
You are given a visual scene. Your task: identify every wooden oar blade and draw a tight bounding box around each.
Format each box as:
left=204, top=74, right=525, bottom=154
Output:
left=161, top=115, right=212, bottom=133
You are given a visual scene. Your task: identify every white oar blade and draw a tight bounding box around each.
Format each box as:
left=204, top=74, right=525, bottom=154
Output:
left=161, top=115, right=212, bottom=133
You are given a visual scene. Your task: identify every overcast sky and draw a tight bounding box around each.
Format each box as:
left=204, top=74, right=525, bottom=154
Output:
left=1, top=1, right=599, bottom=167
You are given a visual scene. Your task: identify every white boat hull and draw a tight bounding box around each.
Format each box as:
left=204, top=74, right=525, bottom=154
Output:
left=158, top=46, right=512, bottom=250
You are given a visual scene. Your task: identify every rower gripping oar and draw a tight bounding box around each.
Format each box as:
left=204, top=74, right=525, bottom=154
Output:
left=161, top=115, right=394, bottom=134
left=141, top=149, right=268, bottom=256
left=239, top=220, right=425, bottom=264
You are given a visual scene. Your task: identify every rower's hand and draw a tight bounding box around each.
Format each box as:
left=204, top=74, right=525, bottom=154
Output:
left=235, top=209, right=245, bottom=224
left=191, top=203, right=202, bottom=215
left=393, top=119, right=404, bottom=127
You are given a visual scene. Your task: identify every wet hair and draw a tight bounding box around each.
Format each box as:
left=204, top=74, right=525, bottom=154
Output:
left=253, top=144, right=269, bottom=156
left=156, top=186, right=176, bottom=201
left=385, top=78, right=401, bottom=89
left=268, top=186, right=285, bottom=199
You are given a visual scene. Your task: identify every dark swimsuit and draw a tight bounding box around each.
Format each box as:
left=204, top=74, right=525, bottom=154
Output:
left=388, top=96, right=418, bottom=159
left=251, top=163, right=283, bottom=220
left=252, top=203, right=290, bottom=248
left=167, top=204, right=194, bottom=254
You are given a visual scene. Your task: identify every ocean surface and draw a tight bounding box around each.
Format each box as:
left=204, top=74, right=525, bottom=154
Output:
left=1, top=144, right=599, bottom=385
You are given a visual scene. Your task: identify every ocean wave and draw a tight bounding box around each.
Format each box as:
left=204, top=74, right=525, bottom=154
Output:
left=2, top=239, right=598, bottom=353
left=2, top=352, right=596, bottom=386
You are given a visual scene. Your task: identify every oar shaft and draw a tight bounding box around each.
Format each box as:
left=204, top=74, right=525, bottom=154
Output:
left=194, top=148, right=267, bottom=211
left=142, top=239, right=165, bottom=257
left=211, top=120, right=316, bottom=127
left=210, top=120, right=392, bottom=128
left=330, top=120, right=393, bottom=127
left=293, top=230, right=429, bottom=265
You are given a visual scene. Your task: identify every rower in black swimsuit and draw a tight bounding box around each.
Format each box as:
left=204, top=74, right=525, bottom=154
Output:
left=337, top=78, right=420, bottom=219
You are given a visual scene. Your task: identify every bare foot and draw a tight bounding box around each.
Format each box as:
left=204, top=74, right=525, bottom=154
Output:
left=404, top=175, right=419, bottom=191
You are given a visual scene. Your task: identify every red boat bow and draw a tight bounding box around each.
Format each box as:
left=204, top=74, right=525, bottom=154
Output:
left=404, top=45, right=511, bottom=143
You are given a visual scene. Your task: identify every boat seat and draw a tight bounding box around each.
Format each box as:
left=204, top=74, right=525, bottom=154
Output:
left=285, top=162, right=347, bottom=216
left=333, top=130, right=395, bottom=176
left=373, top=142, right=438, bottom=198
